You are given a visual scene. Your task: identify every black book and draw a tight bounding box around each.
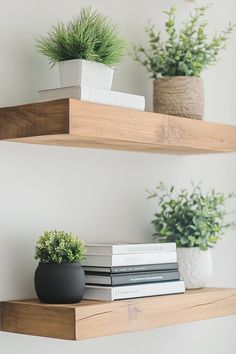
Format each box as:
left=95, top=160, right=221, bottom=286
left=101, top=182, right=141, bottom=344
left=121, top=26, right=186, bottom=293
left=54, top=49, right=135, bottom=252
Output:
left=83, top=262, right=178, bottom=275
left=85, top=270, right=180, bottom=286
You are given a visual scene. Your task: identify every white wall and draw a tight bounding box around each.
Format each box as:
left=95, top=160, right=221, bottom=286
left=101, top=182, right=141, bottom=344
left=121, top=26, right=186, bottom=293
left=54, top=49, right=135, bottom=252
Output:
left=0, top=0, right=236, bottom=353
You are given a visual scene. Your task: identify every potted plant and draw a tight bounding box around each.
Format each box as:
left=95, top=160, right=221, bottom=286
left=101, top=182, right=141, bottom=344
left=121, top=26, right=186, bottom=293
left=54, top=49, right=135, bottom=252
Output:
left=134, top=5, right=235, bottom=119
left=34, top=230, right=86, bottom=304
left=36, top=7, right=127, bottom=89
left=147, top=182, right=235, bottom=289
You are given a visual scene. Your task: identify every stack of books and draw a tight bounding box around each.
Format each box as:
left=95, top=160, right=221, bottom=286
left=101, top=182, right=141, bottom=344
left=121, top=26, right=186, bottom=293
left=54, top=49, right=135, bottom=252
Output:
left=38, top=85, right=145, bottom=111
left=82, top=243, right=185, bottom=301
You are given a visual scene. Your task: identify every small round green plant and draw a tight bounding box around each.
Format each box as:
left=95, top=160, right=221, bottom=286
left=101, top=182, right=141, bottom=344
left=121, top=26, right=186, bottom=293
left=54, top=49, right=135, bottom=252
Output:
left=35, top=230, right=86, bottom=263
left=147, top=182, right=236, bottom=250
left=36, top=7, right=128, bottom=67
left=134, top=5, right=235, bottom=78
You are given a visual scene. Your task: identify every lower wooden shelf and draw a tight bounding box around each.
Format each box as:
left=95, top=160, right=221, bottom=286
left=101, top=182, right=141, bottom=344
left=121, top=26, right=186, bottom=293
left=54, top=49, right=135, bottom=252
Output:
left=1, top=288, right=236, bottom=340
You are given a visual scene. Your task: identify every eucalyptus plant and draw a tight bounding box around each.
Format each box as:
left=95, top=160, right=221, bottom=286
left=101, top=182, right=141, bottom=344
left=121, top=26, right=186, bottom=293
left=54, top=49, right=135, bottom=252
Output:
left=147, top=182, right=235, bottom=251
left=134, top=5, right=235, bottom=78
left=36, top=7, right=127, bottom=67
left=35, top=230, right=86, bottom=263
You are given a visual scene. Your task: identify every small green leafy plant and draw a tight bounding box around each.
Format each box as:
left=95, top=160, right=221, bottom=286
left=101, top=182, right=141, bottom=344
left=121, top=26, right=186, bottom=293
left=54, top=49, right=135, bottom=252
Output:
left=147, top=182, right=235, bottom=250
left=35, top=230, right=86, bottom=263
left=134, top=5, right=235, bottom=77
left=36, top=7, right=127, bottom=67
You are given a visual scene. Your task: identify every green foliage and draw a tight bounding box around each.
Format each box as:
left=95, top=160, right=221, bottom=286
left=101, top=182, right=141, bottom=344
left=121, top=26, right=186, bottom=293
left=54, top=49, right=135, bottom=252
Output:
left=147, top=182, right=236, bottom=251
left=36, top=7, right=127, bottom=67
left=134, top=5, right=235, bottom=78
left=35, top=230, right=86, bottom=263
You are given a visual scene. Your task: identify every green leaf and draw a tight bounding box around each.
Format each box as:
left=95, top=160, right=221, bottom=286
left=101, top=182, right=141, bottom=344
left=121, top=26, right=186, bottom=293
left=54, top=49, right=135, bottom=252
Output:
left=199, top=244, right=208, bottom=251
left=180, top=237, right=188, bottom=245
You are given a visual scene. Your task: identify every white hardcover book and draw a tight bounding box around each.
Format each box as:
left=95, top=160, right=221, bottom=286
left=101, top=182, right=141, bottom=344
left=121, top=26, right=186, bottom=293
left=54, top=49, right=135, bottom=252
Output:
left=82, top=252, right=177, bottom=267
left=83, top=280, right=185, bottom=301
left=38, top=85, right=145, bottom=111
left=85, top=243, right=176, bottom=255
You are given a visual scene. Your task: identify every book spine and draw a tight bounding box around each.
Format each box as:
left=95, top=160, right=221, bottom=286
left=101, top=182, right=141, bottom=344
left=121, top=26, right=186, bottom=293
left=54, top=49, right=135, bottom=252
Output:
left=110, top=263, right=179, bottom=273
left=112, top=243, right=176, bottom=255
left=111, top=271, right=180, bottom=286
left=39, top=87, right=145, bottom=111
left=112, top=281, right=185, bottom=300
left=85, top=271, right=180, bottom=286
left=83, top=263, right=179, bottom=274
left=111, top=252, right=177, bottom=266
left=82, top=86, right=145, bottom=111
left=83, top=286, right=112, bottom=301
left=83, top=252, right=177, bottom=267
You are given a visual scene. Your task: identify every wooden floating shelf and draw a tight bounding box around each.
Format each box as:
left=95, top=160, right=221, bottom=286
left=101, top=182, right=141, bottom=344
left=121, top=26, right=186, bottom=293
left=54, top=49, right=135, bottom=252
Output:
left=0, top=99, right=236, bottom=153
left=1, top=288, right=236, bottom=340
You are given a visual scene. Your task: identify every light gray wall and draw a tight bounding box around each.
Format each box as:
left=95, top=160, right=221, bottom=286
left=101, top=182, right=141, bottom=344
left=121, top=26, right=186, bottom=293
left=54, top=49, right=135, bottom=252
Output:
left=0, top=0, right=236, bottom=353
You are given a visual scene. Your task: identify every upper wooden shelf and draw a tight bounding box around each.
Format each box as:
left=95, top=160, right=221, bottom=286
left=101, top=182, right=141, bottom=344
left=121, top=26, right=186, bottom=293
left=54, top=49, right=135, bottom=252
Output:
left=1, top=288, right=236, bottom=340
left=0, top=99, right=236, bottom=154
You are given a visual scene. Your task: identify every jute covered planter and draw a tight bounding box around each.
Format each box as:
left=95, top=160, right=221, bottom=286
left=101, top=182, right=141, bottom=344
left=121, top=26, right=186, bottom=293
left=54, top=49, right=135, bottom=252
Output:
left=153, top=76, right=204, bottom=119
left=177, top=247, right=213, bottom=289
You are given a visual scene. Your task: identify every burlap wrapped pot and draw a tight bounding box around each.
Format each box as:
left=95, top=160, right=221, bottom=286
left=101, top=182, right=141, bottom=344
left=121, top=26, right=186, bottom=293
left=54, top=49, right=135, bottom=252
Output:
left=153, top=76, right=204, bottom=120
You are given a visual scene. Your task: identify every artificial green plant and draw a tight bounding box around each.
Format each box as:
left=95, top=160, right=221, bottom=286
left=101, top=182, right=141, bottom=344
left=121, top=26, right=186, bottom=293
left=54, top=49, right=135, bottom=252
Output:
left=35, top=230, right=86, bottom=263
left=134, top=5, right=235, bottom=77
left=147, top=182, right=235, bottom=250
left=36, top=7, right=127, bottom=67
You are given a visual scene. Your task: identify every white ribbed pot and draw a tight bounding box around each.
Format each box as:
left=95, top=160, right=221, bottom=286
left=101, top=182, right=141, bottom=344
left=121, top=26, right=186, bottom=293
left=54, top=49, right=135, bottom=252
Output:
left=59, top=59, right=114, bottom=89
left=177, top=247, right=213, bottom=289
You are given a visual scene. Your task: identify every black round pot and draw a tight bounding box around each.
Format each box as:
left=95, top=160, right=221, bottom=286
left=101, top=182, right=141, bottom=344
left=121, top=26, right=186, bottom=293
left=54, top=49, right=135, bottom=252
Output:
left=34, top=262, right=85, bottom=304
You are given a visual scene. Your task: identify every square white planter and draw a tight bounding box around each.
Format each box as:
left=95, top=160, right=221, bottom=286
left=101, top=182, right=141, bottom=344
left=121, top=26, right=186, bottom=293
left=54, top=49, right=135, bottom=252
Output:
left=59, top=59, right=114, bottom=90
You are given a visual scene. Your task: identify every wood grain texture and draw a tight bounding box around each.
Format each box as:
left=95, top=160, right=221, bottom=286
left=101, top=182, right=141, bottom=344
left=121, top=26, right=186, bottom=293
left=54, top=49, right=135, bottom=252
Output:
left=1, top=288, right=236, bottom=341
left=0, top=99, right=69, bottom=140
left=69, top=100, right=236, bottom=153
left=1, top=99, right=236, bottom=153
left=1, top=301, right=76, bottom=340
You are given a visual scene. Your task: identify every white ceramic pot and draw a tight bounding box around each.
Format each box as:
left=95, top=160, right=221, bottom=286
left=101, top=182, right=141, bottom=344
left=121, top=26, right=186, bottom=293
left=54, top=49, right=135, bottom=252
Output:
left=177, top=247, right=213, bottom=289
left=59, top=59, right=114, bottom=89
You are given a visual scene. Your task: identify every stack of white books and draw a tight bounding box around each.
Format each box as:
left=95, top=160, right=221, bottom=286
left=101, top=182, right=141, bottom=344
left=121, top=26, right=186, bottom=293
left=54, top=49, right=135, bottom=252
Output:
left=82, top=243, right=185, bottom=301
left=38, top=85, right=145, bottom=111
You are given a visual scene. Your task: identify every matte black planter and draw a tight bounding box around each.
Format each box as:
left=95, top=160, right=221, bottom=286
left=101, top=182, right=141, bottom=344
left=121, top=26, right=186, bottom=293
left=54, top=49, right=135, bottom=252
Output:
left=34, top=262, right=85, bottom=304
